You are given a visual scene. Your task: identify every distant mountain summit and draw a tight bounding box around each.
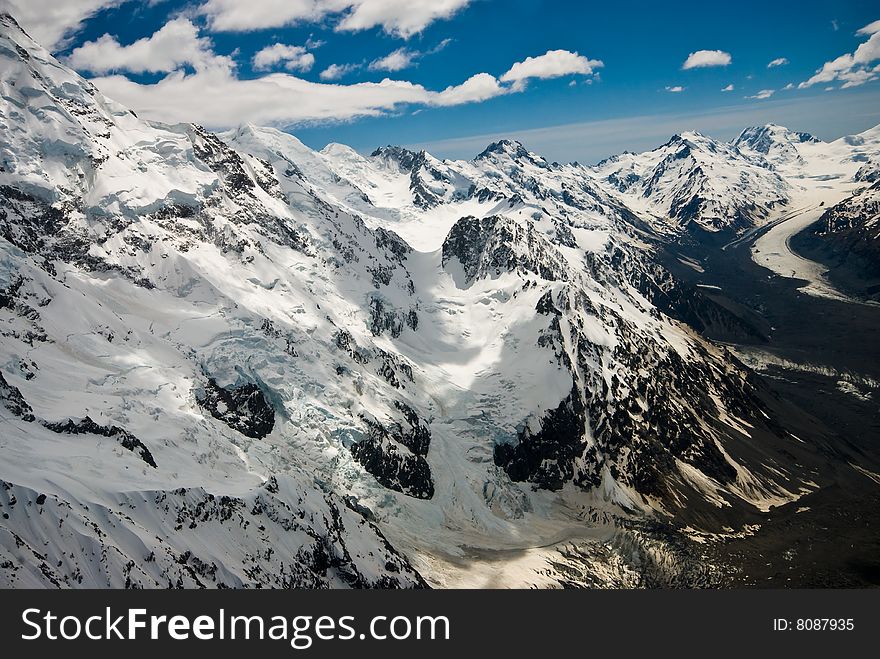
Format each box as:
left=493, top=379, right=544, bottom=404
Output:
left=588, top=129, right=790, bottom=234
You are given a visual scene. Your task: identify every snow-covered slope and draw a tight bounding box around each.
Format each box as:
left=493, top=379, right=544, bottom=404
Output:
left=788, top=178, right=880, bottom=300
left=588, top=132, right=790, bottom=236
left=734, top=124, right=821, bottom=170
left=0, top=13, right=424, bottom=588
left=735, top=122, right=880, bottom=189
left=0, top=13, right=851, bottom=588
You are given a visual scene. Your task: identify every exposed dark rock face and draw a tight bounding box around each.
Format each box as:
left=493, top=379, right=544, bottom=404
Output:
left=0, top=475, right=427, bottom=588
left=196, top=378, right=276, bottom=439
left=0, top=186, right=64, bottom=254
left=448, top=215, right=777, bottom=501
left=371, top=146, right=448, bottom=209
left=0, top=372, right=34, bottom=422
left=367, top=296, right=417, bottom=337
left=334, top=329, right=372, bottom=364
left=351, top=404, right=434, bottom=500
left=1, top=370, right=157, bottom=468
left=854, top=161, right=880, bottom=183
left=442, top=215, right=570, bottom=284
left=373, top=227, right=411, bottom=261
left=476, top=140, right=547, bottom=169
left=371, top=146, right=421, bottom=171
left=494, top=386, right=587, bottom=491
left=189, top=125, right=257, bottom=197
left=43, top=416, right=157, bottom=468
left=0, top=276, right=23, bottom=310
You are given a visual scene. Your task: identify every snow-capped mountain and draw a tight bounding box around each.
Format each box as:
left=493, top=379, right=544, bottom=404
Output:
left=588, top=131, right=791, bottom=236
left=0, top=13, right=424, bottom=587
left=0, top=12, right=876, bottom=588
left=734, top=124, right=821, bottom=169
left=735, top=122, right=880, bottom=183
left=732, top=123, right=880, bottom=300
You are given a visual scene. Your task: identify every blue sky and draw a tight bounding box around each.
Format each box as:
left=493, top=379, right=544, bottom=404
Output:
left=6, top=0, right=880, bottom=162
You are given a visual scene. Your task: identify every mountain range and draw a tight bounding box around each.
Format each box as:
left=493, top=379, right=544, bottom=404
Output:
left=1, top=13, right=878, bottom=588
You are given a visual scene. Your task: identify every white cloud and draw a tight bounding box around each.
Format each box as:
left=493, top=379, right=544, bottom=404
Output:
left=799, top=20, right=880, bottom=89
left=253, top=43, right=315, bottom=72
left=319, top=62, right=361, bottom=80
left=83, top=41, right=599, bottom=129
left=92, top=69, right=428, bottom=127
left=433, top=72, right=506, bottom=106
left=665, top=85, right=684, bottom=93
left=721, top=84, right=734, bottom=92
left=198, top=0, right=472, bottom=38
left=746, top=89, right=775, bottom=100
left=856, top=20, right=880, bottom=36
left=783, top=82, right=794, bottom=90
left=767, top=57, right=789, bottom=68
left=369, top=48, right=416, bottom=72
left=368, top=39, right=451, bottom=72
left=90, top=65, right=511, bottom=128
left=67, top=18, right=227, bottom=74
left=682, top=49, right=732, bottom=70
left=500, top=49, right=603, bottom=90
left=0, top=0, right=127, bottom=49
left=56, top=12, right=597, bottom=131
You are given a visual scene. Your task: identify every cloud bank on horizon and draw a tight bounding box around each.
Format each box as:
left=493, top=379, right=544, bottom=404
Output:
left=1, top=0, right=879, bottom=159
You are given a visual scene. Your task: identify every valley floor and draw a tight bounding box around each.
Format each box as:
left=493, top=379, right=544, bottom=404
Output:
left=663, top=206, right=880, bottom=587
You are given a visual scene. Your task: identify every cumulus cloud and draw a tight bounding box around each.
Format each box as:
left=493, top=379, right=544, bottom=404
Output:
left=78, top=23, right=521, bottom=126
left=67, top=18, right=227, bottom=74
left=319, top=62, right=361, bottom=80
left=856, top=20, right=880, bottom=36
left=500, top=49, right=603, bottom=90
left=253, top=43, right=315, bottom=72
left=767, top=57, right=789, bottom=68
left=721, top=84, right=734, bottom=92
left=368, top=39, right=451, bottom=72
left=369, top=48, right=417, bottom=72
left=665, top=85, right=684, bottom=93
left=0, top=0, right=127, bottom=49
left=682, top=49, right=732, bottom=70
left=799, top=19, right=880, bottom=89
left=93, top=69, right=430, bottom=126
left=746, top=89, right=774, bottom=100
left=90, top=65, right=512, bottom=128
left=85, top=44, right=602, bottom=128
left=432, top=72, right=506, bottom=106
left=54, top=10, right=600, bottom=131
left=369, top=38, right=452, bottom=72
left=198, top=0, right=472, bottom=38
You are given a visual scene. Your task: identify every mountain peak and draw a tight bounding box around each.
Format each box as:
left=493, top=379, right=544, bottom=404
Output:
left=734, top=124, right=819, bottom=154
left=0, top=12, right=33, bottom=47
left=475, top=139, right=551, bottom=170
left=370, top=145, right=425, bottom=171
left=476, top=139, right=530, bottom=160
